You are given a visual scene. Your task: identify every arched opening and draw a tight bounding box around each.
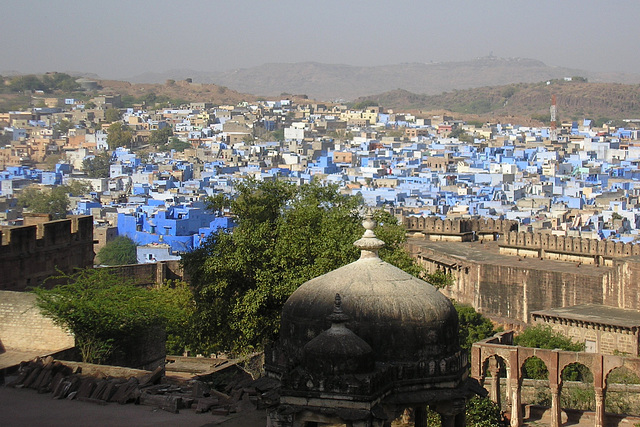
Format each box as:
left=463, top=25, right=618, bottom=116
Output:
left=605, top=366, right=640, bottom=416
left=560, top=362, right=594, bottom=412
left=520, top=356, right=550, bottom=407
left=482, top=355, right=508, bottom=411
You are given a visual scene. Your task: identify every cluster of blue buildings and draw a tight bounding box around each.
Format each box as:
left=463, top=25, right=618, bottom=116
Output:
left=3, top=97, right=640, bottom=261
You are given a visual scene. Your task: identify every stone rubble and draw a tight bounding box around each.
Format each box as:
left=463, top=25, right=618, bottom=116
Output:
left=4, top=356, right=279, bottom=418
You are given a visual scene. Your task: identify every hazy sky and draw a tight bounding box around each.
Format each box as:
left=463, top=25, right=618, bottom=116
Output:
left=2, top=0, right=639, bottom=79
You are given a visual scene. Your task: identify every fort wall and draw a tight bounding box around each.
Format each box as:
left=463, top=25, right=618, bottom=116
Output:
left=0, top=215, right=94, bottom=291
left=403, top=215, right=640, bottom=264
left=403, top=217, right=518, bottom=239
left=100, top=260, right=185, bottom=286
left=409, top=239, right=640, bottom=330
left=410, top=242, right=613, bottom=328
left=499, top=231, right=640, bottom=265
left=0, top=290, right=75, bottom=352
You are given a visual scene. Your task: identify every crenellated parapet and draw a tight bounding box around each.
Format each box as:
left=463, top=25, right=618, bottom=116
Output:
left=403, top=216, right=518, bottom=241
left=0, top=215, right=94, bottom=291
left=499, top=231, right=640, bottom=264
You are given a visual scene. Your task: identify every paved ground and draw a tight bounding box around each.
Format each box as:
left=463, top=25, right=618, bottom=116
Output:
left=0, top=386, right=267, bottom=427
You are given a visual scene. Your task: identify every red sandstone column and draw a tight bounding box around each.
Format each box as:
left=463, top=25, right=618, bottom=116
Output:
left=550, top=385, right=562, bottom=427
left=489, top=356, right=501, bottom=408
left=510, top=379, right=521, bottom=427
left=594, top=387, right=606, bottom=427
left=548, top=350, right=561, bottom=427
left=508, top=349, right=521, bottom=427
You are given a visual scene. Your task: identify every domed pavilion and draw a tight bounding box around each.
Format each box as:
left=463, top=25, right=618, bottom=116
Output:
left=265, top=214, right=481, bottom=427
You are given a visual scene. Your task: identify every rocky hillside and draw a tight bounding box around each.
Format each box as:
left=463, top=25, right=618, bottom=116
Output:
left=128, top=57, right=603, bottom=101
left=354, top=79, right=640, bottom=122
left=95, top=79, right=257, bottom=106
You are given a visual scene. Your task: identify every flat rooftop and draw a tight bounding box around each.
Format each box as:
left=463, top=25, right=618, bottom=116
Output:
left=407, top=238, right=608, bottom=277
left=532, top=304, right=640, bottom=329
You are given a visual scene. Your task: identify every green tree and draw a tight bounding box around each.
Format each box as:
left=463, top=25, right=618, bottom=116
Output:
left=18, top=185, right=70, bottom=219
left=8, top=75, right=45, bottom=92
left=167, top=137, right=191, bottom=152
left=104, top=108, right=122, bottom=123
left=454, top=302, right=498, bottom=352
left=515, top=324, right=583, bottom=351
left=427, top=395, right=504, bottom=426
left=54, top=119, right=73, bottom=134
left=83, top=151, right=111, bottom=178
left=33, top=269, right=193, bottom=363
left=41, top=72, right=80, bottom=92
left=425, top=270, right=454, bottom=289
left=96, top=236, right=138, bottom=266
left=449, top=127, right=474, bottom=143
left=271, top=129, right=285, bottom=141
left=106, top=122, right=132, bottom=149
left=149, top=126, right=173, bottom=148
left=181, top=179, right=421, bottom=354
left=44, top=154, right=64, bottom=171
left=65, top=179, right=93, bottom=196
left=515, top=324, right=584, bottom=379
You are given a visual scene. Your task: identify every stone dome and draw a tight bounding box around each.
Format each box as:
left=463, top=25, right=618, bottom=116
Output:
left=302, top=293, right=375, bottom=375
left=278, top=214, right=460, bottom=365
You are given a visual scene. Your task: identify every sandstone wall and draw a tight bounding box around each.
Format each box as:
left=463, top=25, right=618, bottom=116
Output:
left=412, top=240, right=640, bottom=328
left=0, top=290, right=74, bottom=352
left=403, top=217, right=518, bottom=235
left=100, top=260, right=185, bottom=286
left=0, top=215, right=94, bottom=291
left=500, top=231, right=640, bottom=263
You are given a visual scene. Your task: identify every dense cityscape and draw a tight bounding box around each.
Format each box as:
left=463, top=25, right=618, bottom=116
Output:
left=2, top=87, right=640, bottom=266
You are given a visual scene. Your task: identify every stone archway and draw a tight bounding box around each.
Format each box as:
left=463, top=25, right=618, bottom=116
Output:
left=605, top=366, right=640, bottom=416
left=559, top=362, right=595, bottom=420
left=480, top=354, right=508, bottom=411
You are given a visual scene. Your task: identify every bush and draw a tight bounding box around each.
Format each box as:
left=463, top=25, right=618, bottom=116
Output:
left=97, top=236, right=138, bottom=266
left=34, top=269, right=193, bottom=363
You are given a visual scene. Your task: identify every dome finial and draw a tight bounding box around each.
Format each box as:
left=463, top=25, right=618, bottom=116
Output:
left=334, top=293, right=342, bottom=312
left=354, top=208, right=385, bottom=258
left=327, top=293, right=349, bottom=323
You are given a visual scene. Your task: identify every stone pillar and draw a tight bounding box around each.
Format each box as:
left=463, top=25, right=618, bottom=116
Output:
left=440, top=414, right=455, bottom=427
left=548, top=351, right=561, bottom=427
left=488, top=356, right=501, bottom=408
left=595, top=387, right=606, bottom=427
left=510, top=379, right=521, bottom=427
left=550, top=385, right=561, bottom=427
left=414, top=406, right=427, bottom=427
left=435, top=399, right=466, bottom=427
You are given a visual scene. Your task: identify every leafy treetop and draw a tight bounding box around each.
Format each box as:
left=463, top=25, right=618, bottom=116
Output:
left=34, top=269, right=193, bottom=364
left=96, top=236, right=138, bottom=266
left=181, top=179, right=421, bottom=355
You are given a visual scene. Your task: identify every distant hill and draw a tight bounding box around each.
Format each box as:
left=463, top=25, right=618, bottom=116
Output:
left=0, top=77, right=259, bottom=113
left=354, top=80, right=640, bottom=122
left=126, top=57, right=640, bottom=101
left=94, top=79, right=257, bottom=106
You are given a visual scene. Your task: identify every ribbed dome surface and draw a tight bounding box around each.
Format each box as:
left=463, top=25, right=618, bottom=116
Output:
left=279, top=244, right=459, bottom=364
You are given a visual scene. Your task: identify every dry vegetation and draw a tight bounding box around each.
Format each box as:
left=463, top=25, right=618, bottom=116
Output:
left=356, top=80, right=640, bottom=123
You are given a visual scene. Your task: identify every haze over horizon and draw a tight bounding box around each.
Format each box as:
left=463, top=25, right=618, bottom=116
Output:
left=2, top=0, right=639, bottom=80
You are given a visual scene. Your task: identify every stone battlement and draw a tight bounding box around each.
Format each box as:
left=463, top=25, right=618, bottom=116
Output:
left=499, top=231, right=639, bottom=265
left=403, top=216, right=518, bottom=241
left=0, top=215, right=94, bottom=291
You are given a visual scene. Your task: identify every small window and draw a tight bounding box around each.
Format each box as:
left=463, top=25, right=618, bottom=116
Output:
left=585, top=339, right=596, bottom=353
